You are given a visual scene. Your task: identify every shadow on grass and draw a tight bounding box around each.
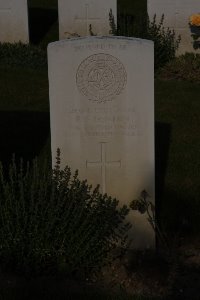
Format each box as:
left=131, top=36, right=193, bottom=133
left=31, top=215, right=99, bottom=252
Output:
left=155, top=122, right=200, bottom=234
left=28, top=8, right=58, bottom=44
left=0, top=111, right=50, bottom=168
left=155, top=122, right=171, bottom=212
left=159, top=188, right=200, bottom=235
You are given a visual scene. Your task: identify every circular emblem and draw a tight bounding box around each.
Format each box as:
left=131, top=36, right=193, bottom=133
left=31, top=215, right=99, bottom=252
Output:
left=76, top=53, right=127, bottom=103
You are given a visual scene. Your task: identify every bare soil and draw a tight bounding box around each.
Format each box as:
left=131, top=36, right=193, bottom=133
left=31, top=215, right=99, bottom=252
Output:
left=0, top=236, right=199, bottom=299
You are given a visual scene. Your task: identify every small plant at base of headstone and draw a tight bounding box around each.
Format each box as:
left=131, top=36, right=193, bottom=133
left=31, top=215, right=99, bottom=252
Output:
left=109, top=9, right=117, bottom=35
left=0, top=149, right=130, bottom=277
left=130, top=190, right=168, bottom=249
left=89, top=24, right=96, bottom=36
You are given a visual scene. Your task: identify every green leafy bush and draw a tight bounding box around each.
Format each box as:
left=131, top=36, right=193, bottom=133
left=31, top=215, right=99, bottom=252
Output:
left=145, top=15, right=180, bottom=70
left=111, top=12, right=181, bottom=70
left=0, top=150, right=130, bottom=277
left=158, top=52, right=200, bottom=82
left=0, top=42, right=47, bottom=68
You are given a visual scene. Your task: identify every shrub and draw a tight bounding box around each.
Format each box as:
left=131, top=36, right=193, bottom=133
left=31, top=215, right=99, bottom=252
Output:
left=0, top=150, right=130, bottom=277
left=111, top=12, right=181, bottom=70
left=145, top=15, right=181, bottom=70
left=158, top=52, right=200, bottom=82
left=0, top=42, right=47, bottom=68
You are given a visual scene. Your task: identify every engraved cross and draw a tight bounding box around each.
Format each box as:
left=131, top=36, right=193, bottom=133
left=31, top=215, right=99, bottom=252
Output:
left=86, top=142, right=121, bottom=194
left=75, top=3, right=101, bottom=35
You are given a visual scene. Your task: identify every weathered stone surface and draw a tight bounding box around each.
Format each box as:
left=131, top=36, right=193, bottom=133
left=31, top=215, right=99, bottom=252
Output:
left=48, top=36, right=155, bottom=249
left=0, top=0, right=29, bottom=43
left=58, top=0, right=117, bottom=39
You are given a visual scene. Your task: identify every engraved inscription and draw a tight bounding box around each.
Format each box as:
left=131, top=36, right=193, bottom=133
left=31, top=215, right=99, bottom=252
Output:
left=76, top=53, right=127, bottom=103
left=65, top=107, right=140, bottom=137
left=74, top=43, right=127, bottom=51
left=0, top=0, right=11, bottom=9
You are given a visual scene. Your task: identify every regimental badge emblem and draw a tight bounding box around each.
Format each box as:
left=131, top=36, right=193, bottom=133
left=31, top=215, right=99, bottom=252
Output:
left=76, top=53, right=127, bottom=103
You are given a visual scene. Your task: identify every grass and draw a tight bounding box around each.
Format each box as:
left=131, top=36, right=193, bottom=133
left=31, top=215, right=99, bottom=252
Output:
left=155, top=80, right=200, bottom=232
left=0, top=66, right=49, bottom=112
left=0, top=65, right=50, bottom=169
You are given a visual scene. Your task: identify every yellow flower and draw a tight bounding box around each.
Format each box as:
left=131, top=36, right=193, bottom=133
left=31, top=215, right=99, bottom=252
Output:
left=189, top=14, right=200, bottom=26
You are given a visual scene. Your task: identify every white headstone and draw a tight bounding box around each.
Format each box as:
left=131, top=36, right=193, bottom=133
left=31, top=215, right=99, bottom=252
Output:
left=0, top=0, right=29, bottom=43
left=148, top=0, right=200, bottom=54
left=58, top=0, right=117, bottom=39
left=48, top=37, right=155, bottom=249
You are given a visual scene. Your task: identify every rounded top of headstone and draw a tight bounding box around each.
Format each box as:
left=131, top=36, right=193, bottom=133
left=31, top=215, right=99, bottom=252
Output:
left=48, top=36, right=154, bottom=50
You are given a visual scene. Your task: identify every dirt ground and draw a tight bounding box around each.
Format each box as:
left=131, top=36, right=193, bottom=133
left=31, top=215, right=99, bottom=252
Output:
left=99, top=235, right=200, bottom=299
left=0, top=236, right=199, bottom=299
